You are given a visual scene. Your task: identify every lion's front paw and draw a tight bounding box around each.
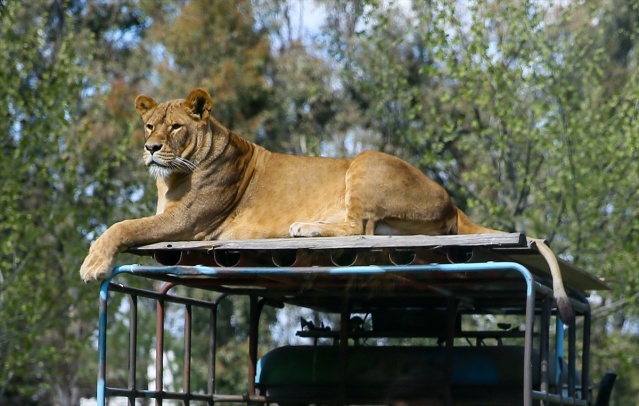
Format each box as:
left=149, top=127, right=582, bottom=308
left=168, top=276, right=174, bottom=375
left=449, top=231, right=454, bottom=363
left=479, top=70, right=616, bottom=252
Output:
left=80, top=247, right=115, bottom=283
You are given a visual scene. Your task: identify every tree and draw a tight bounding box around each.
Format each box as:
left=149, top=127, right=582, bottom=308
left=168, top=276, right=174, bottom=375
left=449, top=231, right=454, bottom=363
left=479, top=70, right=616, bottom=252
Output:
left=0, top=2, right=96, bottom=402
left=140, top=0, right=270, bottom=136
left=251, top=0, right=347, bottom=155
left=314, top=1, right=639, bottom=403
left=4, top=0, right=639, bottom=402
left=0, top=1, right=153, bottom=403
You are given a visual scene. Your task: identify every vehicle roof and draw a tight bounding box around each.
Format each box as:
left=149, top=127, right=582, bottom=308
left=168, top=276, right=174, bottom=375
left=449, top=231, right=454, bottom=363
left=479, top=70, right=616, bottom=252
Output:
left=129, top=233, right=607, bottom=292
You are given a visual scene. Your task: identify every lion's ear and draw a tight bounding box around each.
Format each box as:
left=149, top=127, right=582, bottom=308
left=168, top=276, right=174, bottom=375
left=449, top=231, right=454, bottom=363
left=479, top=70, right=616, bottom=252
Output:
left=135, top=95, right=158, bottom=116
left=184, top=88, right=213, bottom=120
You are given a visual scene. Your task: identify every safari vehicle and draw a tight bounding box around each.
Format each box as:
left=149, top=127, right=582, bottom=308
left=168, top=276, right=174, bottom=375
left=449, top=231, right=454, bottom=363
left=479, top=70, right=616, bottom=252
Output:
left=94, top=234, right=616, bottom=405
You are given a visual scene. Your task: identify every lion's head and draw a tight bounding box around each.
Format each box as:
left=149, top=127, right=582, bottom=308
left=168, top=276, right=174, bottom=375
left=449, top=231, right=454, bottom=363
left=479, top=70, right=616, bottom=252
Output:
left=134, top=88, right=213, bottom=179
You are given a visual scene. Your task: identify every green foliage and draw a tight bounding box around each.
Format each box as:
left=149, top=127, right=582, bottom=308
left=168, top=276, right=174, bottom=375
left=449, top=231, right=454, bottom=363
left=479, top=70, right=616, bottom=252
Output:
left=142, top=0, right=271, bottom=135
left=315, top=1, right=639, bottom=403
left=0, top=1, right=94, bottom=401
left=3, top=0, right=639, bottom=404
left=0, top=1, right=155, bottom=404
left=258, top=43, right=341, bottom=155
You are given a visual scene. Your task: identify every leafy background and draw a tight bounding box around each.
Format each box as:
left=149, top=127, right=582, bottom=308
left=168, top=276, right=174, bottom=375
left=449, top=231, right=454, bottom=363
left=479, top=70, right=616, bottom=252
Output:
left=2, top=0, right=639, bottom=404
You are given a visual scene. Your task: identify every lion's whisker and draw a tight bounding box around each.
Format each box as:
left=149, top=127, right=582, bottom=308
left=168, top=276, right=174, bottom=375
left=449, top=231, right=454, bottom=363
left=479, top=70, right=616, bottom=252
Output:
left=172, top=157, right=196, bottom=173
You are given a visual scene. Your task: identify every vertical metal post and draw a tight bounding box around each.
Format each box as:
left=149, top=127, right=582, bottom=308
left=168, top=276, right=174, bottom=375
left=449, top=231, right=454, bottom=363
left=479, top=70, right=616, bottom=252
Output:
left=582, top=308, right=591, bottom=400
left=569, top=320, right=577, bottom=397
left=523, top=281, right=536, bottom=406
left=248, top=296, right=260, bottom=396
left=443, top=298, right=456, bottom=406
left=97, top=281, right=111, bottom=406
left=209, top=304, right=217, bottom=405
left=209, top=294, right=225, bottom=405
left=128, top=294, right=138, bottom=405
left=156, top=290, right=166, bottom=405
left=339, top=301, right=350, bottom=404
left=555, top=316, right=564, bottom=388
left=184, top=304, right=192, bottom=405
left=539, top=296, right=550, bottom=402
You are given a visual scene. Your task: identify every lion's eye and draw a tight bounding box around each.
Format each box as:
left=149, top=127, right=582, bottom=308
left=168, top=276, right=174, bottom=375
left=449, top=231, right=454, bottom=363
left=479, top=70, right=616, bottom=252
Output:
left=145, top=123, right=154, bottom=131
left=171, top=123, right=183, bottom=131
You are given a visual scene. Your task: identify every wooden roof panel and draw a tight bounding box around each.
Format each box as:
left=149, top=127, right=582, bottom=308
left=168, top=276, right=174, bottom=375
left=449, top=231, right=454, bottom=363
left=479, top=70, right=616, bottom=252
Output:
left=127, top=234, right=607, bottom=291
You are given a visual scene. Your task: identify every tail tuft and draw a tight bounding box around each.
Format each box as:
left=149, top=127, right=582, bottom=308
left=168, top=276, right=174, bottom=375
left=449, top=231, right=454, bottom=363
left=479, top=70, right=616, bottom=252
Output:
left=556, top=297, right=575, bottom=325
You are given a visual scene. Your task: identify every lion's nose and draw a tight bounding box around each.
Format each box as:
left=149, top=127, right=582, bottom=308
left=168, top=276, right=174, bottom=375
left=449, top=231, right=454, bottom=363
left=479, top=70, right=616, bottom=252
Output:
left=145, top=143, right=162, bottom=154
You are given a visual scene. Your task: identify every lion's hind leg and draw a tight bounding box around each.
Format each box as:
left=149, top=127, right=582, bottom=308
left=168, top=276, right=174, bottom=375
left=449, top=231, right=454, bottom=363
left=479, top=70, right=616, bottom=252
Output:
left=288, top=150, right=458, bottom=238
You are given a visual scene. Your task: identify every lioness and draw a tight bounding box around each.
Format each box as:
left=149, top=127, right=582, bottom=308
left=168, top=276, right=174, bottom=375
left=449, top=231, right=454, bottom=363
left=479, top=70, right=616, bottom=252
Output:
left=80, top=88, right=574, bottom=323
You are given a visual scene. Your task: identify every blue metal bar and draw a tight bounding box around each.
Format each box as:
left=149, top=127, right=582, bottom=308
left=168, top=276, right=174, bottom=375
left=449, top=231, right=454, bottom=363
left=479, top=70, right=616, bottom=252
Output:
left=97, top=272, right=121, bottom=406
left=109, top=261, right=536, bottom=282
left=523, top=269, right=536, bottom=406
left=555, top=316, right=565, bottom=387
left=539, top=297, right=551, bottom=395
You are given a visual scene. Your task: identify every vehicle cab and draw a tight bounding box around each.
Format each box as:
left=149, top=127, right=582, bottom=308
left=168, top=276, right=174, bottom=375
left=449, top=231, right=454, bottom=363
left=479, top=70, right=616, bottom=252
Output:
left=94, top=234, right=615, bottom=405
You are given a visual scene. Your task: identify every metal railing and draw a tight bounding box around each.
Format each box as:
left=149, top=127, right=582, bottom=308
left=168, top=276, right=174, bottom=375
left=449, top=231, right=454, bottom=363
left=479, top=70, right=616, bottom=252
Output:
left=95, top=262, right=592, bottom=406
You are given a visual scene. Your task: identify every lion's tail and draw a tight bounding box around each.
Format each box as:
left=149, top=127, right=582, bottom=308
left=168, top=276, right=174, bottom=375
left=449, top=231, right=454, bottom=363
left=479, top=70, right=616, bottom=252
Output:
left=454, top=207, right=575, bottom=325
left=454, top=207, right=502, bottom=235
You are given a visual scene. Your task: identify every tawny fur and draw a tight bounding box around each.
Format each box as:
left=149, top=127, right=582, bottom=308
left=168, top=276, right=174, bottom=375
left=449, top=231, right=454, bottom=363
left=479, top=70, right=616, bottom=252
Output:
left=80, top=88, right=574, bottom=324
